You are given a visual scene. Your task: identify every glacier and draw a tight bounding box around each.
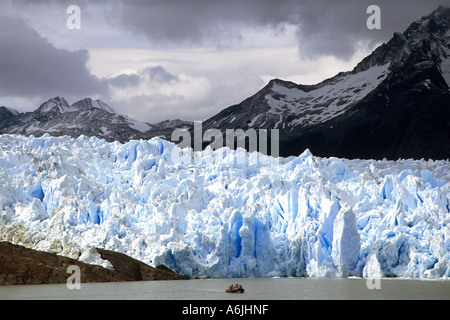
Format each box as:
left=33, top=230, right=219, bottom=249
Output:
left=0, top=134, right=449, bottom=279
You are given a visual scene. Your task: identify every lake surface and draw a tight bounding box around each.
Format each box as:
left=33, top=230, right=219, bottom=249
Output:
left=0, top=278, right=449, bottom=300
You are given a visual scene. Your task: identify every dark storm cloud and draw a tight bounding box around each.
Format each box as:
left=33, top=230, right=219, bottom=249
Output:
left=108, top=66, right=179, bottom=89
left=0, top=15, right=107, bottom=98
left=116, top=0, right=449, bottom=59
left=293, top=0, right=449, bottom=59
left=108, top=73, right=140, bottom=88
left=144, top=66, right=179, bottom=83
left=117, top=0, right=302, bottom=45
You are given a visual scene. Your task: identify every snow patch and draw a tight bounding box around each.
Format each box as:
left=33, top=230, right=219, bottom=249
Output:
left=441, top=57, right=450, bottom=88
left=265, top=65, right=389, bottom=127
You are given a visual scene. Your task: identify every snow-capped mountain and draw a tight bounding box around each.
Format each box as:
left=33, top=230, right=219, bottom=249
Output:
left=201, top=6, right=450, bottom=160
left=69, top=97, right=117, bottom=114
left=0, top=97, right=192, bottom=143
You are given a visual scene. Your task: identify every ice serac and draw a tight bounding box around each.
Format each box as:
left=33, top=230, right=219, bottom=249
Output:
left=0, top=135, right=449, bottom=279
left=331, top=206, right=360, bottom=277
left=363, top=252, right=383, bottom=279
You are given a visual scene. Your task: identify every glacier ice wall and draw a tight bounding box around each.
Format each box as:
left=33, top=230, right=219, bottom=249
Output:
left=0, top=134, right=449, bottom=278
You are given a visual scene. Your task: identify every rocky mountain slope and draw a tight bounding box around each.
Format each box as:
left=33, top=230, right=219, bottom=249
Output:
left=201, top=6, right=450, bottom=160
left=0, top=241, right=187, bottom=285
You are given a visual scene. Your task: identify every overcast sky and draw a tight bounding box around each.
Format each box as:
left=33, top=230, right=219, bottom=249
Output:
left=0, top=0, right=448, bottom=123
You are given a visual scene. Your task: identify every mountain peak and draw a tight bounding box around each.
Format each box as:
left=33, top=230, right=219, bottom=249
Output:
left=353, top=6, right=450, bottom=74
left=0, top=106, right=20, bottom=116
left=70, top=98, right=116, bottom=114
left=36, top=97, right=117, bottom=115
left=429, top=5, right=450, bottom=19
left=404, top=6, right=450, bottom=40
left=37, top=96, right=71, bottom=114
left=0, top=106, right=20, bottom=123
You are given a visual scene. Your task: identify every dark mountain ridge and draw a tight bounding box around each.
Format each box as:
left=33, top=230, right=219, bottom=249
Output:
left=0, top=97, right=192, bottom=143
left=200, top=6, right=450, bottom=160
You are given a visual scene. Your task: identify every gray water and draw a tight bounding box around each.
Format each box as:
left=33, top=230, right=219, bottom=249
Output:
left=0, top=278, right=449, bottom=300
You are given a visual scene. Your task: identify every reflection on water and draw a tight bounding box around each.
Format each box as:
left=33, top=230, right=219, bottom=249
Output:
left=0, top=278, right=449, bottom=300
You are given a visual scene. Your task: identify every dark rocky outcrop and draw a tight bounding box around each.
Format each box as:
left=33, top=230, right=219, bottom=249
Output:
left=95, top=248, right=188, bottom=281
left=0, top=241, right=187, bottom=286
